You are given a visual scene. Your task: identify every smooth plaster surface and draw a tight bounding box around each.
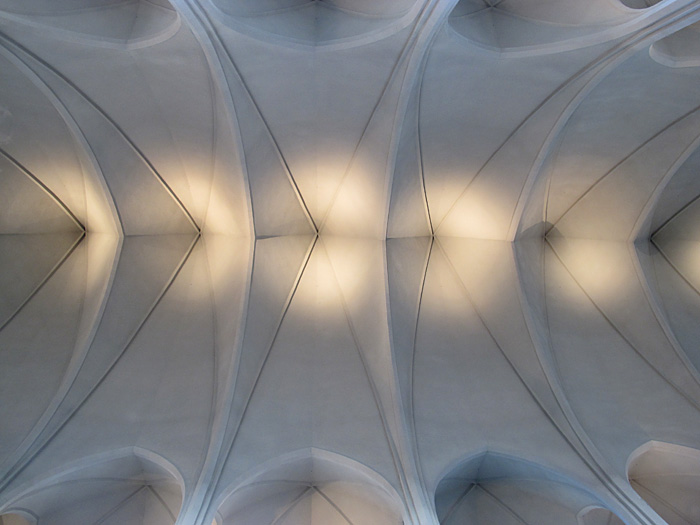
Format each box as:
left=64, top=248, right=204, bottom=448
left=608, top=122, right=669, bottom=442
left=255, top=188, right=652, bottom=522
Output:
left=2, top=0, right=700, bottom=523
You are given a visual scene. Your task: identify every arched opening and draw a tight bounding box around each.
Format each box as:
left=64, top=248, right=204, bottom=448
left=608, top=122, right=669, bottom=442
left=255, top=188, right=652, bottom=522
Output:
left=651, top=21, right=700, bottom=68
left=0, top=514, right=34, bottom=525
left=628, top=441, right=700, bottom=525
left=436, top=452, right=618, bottom=524
left=207, top=0, right=419, bottom=46
left=1, top=449, right=184, bottom=525
left=577, top=506, right=625, bottom=525
left=448, top=0, right=634, bottom=55
left=214, top=449, right=404, bottom=524
left=0, top=0, right=180, bottom=49
left=618, top=0, right=664, bottom=9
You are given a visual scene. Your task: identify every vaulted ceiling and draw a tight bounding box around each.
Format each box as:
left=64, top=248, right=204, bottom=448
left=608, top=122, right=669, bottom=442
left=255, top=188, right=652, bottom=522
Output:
left=2, top=1, right=700, bottom=524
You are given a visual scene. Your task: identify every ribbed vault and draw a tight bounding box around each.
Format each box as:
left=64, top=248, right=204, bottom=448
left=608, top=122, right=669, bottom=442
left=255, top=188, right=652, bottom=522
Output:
left=2, top=1, right=700, bottom=524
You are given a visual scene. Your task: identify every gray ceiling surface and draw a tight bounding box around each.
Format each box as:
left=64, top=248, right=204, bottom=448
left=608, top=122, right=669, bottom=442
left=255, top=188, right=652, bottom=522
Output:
left=1, top=1, right=700, bottom=524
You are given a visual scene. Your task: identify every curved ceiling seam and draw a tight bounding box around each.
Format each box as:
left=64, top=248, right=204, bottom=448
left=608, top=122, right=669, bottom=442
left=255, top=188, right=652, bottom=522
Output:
left=317, top=2, right=412, bottom=21
left=450, top=6, right=489, bottom=20
left=433, top=56, right=594, bottom=236
left=207, top=447, right=408, bottom=523
left=184, top=235, right=318, bottom=525
left=433, top=239, right=644, bottom=521
left=200, top=43, right=220, bottom=234
left=196, top=1, right=317, bottom=236
left=193, top=236, right=223, bottom=515
left=381, top=0, right=452, bottom=240
left=5, top=474, right=166, bottom=487
left=549, top=103, right=700, bottom=239
left=445, top=0, right=690, bottom=58
left=190, top=236, right=317, bottom=523
left=0, top=234, right=123, bottom=490
left=268, top=486, right=315, bottom=525
left=479, top=485, right=532, bottom=525
left=416, top=72, right=434, bottom=236
left=381, top=65, right=422, bottom=240
left=380, top=242, right=431, bottom=525
left=4, top=2, right=700, bottom=520
left=126, top=54, right=207, bottom=231
left=546, top=7, right=700, bottom=231
left=170, top=0, right=254, bottom=239
left=653, top=241, right=700, bottom=295
left=546, top=238, right=700, bottom=413
left=434, top=237, right=607, bottom=464
left=407, top=237, right=435, bottom=509
left=146, top=484, right=178, bottom=522
left=632, top=124, right=700, bottom=241
left=505, top=242, right=591, bottom=422
left=74, top=139, right=126, bottom=234
left=0, top=32, right=200, bottom=235
left=0, top=234, right=200, bottom=495
left=0, top=231, right=84, bottom=334
left=317, top=0, right=440, bottom=235
left=223, top=3, right=314, bottom=18
left=0, top=3, right=182, bottom=52
left=188, top=0, right=317, bottom=235
left=439, top=482, right=476, bottom=524
left=0, top=4, right=117, bottom=16
left=5, top=477, right=144, bottom=505
left=323, top=240, right=419, bottom=524
left=56, top=483, right=175, bottom=524
left=473, top=7, right=592, bottom=28
left=0, top=148, right=84, bottom=231
left=369, top=1, right=456, bottom=519
left=91, top=485, right=145, bottom=525
left=652, top=185, right=700, bottom=240
left=0, top=446, right=186, bottom=510
left=0, top=0, right=157, bottom=17
left=1, top=508, right=36, bottom=523
left=503, top=29, right=678, bottom=241
left=124, top=3, right=148, bottom=47
left=0, top=38, right=121, bottom=235
left=507, top=68, right=605, bottom=242
left=518, top=4, right=700, bottom=240
left=204, top=0, right=425, bottom=52
left=627, top=225, right=700, bottom=389
left=212, top=53, right=318, bottom=235
left=437, top=0, right=700, bottom=239
left=381, top=237, right=439, bottom=521
left=313, top=486, right=355, bottom=525
left=629, top=482, right=694, bottom=524
left=168, top=238, right=254, bottom=523
left=220, top=240, right=319, bottom=432
left=511, top=241, right=656, bottom=524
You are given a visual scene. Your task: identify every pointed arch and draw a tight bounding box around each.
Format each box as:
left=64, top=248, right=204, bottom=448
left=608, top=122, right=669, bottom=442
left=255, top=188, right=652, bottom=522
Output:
left=212, top=448, right=406, bottom=525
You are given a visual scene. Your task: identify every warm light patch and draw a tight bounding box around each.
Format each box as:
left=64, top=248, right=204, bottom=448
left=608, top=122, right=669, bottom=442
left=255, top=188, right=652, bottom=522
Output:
left=80, top=170, right=117, bottom=234
left=291, top=155, right=351, bottom=228
left=84, top=233, right=120, bottom=293
left=307, top=241, right=345, bottom=312
left=204, top=183, right=246, bottom=235
left=185, top=174, right=247, bottom=235
left=436, top=187, right=506, bottom=241
left=323, top=235, right=386, bottom=314
left=290, top=236, right=380, bottom=315
left=547, top=236, right=634, bottom=304
left=68, top=232, right=122, bottom=361
left=322, top=160, right=386, bottom=239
